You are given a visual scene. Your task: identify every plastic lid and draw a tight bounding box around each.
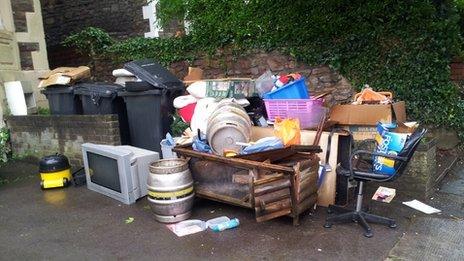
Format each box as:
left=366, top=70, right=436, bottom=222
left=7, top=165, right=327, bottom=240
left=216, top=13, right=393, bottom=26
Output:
left=124, top=59, right=183, bottom=89
left=39, top=154, right=70, bottom=173
left=74, top=82, right=123, bottom=97
left=41, top=85, right=74, bottom=94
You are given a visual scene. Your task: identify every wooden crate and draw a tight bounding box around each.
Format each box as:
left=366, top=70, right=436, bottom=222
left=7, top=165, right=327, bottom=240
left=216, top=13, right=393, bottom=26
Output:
left=173, top=146, right=319, bottom=225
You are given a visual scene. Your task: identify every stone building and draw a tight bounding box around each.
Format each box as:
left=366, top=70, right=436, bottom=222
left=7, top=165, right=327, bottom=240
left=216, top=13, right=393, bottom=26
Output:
left=0, top=0, right=50, bottom=126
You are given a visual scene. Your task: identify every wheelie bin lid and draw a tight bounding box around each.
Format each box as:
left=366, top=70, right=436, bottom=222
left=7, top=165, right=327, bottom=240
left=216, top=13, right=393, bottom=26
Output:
left=123, top=59, right=183, bottom=90
left=40, top=85, right=74, bottom=94
left=118, top=89, right=166, bottom=97
left=74, top=82, right=123, bottom=98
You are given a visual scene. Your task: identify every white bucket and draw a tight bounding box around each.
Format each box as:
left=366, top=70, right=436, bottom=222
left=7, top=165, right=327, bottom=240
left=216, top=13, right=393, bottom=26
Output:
left=4, top=81, right=27, bottom=115
left=160, top=139, right=178, bottom=159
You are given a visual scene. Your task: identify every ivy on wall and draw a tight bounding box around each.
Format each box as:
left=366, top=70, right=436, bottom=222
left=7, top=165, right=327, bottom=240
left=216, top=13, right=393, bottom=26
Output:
left=65, top=0, right=464, bottom=133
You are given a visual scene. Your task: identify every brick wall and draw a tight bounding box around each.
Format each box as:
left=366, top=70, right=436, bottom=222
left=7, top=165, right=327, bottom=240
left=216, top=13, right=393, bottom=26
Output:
left=40, top=0, right=149, bottom=68
left=6, top=115, right=121, bottom=167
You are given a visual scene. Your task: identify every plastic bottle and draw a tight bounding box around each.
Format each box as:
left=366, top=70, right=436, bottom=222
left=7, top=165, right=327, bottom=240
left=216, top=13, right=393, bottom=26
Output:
left=206, top=216, right=230, bottom=229
left=211, top=218, right=240, bottom=232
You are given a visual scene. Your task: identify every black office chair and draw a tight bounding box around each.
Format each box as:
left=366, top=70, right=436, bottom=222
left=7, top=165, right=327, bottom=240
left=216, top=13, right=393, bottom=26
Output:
left=324, top=128, right=427, bottom=237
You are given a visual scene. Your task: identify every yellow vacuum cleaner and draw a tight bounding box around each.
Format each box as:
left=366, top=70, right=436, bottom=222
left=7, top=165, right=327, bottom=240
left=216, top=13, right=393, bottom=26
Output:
left=39, top=154, right=72, bottom=189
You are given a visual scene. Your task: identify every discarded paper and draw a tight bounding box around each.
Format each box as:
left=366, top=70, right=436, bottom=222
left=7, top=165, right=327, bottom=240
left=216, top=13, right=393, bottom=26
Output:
left=402, top=200, right=441, bottom=214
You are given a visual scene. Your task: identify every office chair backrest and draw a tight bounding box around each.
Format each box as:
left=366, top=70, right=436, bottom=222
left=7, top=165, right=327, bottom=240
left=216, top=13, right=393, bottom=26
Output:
left=390, top=128, right=427, bottom=181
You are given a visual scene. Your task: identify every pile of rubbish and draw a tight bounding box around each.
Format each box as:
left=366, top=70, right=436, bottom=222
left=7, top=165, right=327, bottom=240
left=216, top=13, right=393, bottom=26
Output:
left=171, top=68, right=326, bottom=157
left=35, top=58, right=432, bottom=234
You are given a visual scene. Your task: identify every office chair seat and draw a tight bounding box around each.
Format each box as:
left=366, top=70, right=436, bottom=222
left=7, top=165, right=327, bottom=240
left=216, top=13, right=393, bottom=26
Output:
left=325, top=128, right=427, bottom=238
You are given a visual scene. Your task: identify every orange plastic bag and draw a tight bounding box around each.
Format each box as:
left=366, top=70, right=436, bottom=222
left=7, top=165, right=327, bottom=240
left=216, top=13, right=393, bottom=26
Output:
left=273, top=117, right=301, bottom=146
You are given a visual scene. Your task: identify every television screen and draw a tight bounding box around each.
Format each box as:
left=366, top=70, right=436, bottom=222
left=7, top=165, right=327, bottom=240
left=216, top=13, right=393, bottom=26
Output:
left=87, top=152, right=121, bottom=193
left=82, top=143, right=159, bottom=204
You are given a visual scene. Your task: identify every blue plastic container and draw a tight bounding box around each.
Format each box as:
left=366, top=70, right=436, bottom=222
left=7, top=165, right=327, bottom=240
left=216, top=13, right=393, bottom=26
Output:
left=263, top=78, right=309, bottom=99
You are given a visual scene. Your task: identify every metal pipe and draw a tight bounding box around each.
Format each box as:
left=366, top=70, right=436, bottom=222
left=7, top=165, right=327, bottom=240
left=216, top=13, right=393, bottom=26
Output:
left=356, top=181, right=364, bottom=212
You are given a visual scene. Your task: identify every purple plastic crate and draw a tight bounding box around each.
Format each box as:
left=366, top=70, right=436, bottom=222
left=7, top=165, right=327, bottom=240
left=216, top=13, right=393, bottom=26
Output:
left=264, top=99, right=326, bottom=128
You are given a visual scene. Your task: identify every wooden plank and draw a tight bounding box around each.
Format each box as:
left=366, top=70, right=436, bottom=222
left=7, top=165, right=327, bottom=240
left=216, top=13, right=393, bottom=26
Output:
left=195, top=188, right=252, bottom=208
left=298, top=157, right=319, bottom=171
left=289, top=166, right=299, bottom=225
left=173, top=146, right=295, bottom=174
left=254, top=179, right=291, bottom=197
left=254, top=188, right=290, bottom=205
left=299, top=171, right=318, bottom=192
left=299, top=167, right=317, bottom=182
left=237, top=147, right=297, bottom=162
left=299, top=185, right=318, bottom=203
left=255, top=198, right=291, bottom=215
left=256, top=208, right=292, bottom=222
left=316, top=133, right=339, bottom=207
left=297, top=193, right=317, bottom=214
left=236, top=145, right=322, bottom=162
left=253, top=173, right=285, bottom=186
left=250, top=127, right=342, bottom=207
left=232, top=174, right=252, bottom=184
left=258, top=159, right=272, bottom=179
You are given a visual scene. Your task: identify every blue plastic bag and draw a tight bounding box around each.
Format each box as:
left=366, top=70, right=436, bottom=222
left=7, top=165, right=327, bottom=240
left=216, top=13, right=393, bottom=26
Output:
left=241, top=137, right=284, bottom=155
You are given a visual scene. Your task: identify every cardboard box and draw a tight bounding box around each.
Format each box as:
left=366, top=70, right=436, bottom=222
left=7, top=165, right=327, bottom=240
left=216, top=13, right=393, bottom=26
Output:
left=38, top=66, right=90, bottom=88
left=340, top=125, right=378, bottom=141
left=183, top=67, right=203, bottom=84
left=329, top=101, right=406, bottom=126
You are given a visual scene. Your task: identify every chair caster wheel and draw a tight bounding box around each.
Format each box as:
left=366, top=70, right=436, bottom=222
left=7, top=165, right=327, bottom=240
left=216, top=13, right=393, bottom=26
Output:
left=389, top=222, right=397, bottom=228
left=324, top=222, right=332, bottom=228
left=364, top=231, right=373, bottom=238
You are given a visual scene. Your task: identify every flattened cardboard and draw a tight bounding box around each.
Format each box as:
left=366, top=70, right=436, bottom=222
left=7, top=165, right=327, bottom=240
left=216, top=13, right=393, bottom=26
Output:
left=38, top=66, right=90, bottom=88
left=329, top=101, right=406, bottom=126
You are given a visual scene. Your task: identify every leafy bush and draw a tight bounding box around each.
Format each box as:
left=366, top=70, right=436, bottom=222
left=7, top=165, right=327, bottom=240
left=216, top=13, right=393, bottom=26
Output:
left=107, top=36, right=196, bottom=66
left=91, top=1, right=464, bottom=132
left=0, top=128, right=11, bottom=164
left=63, top=27, right=114, bottom=58
left=174, top=0, right=464, bottom=130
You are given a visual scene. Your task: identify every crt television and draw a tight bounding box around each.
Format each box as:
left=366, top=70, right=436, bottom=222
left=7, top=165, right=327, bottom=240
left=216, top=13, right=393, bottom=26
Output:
left=82, top=143, right=159, bottom=204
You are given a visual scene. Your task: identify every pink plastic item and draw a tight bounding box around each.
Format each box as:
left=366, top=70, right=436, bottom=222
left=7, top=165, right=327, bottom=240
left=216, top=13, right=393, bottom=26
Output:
left=264, top=99, right=326, bottom=129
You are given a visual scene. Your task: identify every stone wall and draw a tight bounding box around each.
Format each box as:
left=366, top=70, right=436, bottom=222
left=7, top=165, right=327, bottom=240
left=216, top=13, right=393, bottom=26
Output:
left=388, top=138, right=438, bottom=200
left=174, top=50, right=355, bottom=104
left=6, top=115, right=121, bottom=167
left=95, top=50, right=355, bottom=104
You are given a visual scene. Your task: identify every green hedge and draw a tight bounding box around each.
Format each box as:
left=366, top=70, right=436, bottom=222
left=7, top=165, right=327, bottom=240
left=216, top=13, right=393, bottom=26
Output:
left=94, top=1, right=464, bottom=133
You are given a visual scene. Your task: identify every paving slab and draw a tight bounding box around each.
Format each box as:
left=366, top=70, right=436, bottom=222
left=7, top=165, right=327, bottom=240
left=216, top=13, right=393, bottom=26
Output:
left=388, top=217, right=464, bottom=260
left=439, top=166, right=464, bottom=197
left=0, top=160, right=410, bottom=260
